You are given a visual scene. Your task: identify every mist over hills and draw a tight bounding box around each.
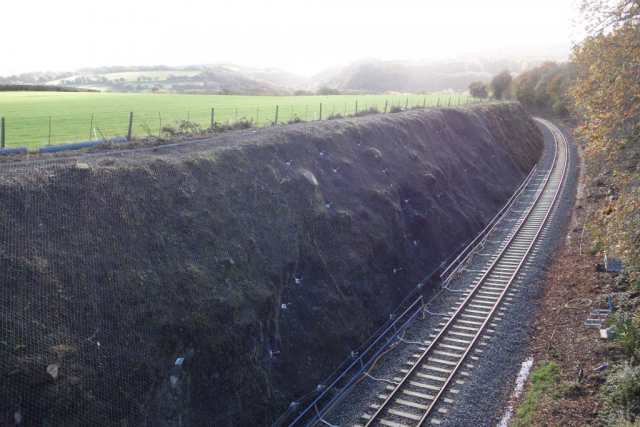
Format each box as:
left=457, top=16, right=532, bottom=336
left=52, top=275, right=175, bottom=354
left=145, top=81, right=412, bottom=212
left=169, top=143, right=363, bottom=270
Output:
left=310, top=46, right=570, bottom=93
left=0, top=46, right=570, bottom=94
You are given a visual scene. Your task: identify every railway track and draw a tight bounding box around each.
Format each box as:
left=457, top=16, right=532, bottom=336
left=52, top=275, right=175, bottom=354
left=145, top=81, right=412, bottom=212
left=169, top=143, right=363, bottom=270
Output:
left=356, top=118, right=569, bottom=427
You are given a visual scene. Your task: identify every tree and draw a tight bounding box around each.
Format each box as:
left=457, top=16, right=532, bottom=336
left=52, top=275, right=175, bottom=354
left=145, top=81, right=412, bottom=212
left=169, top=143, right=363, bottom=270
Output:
left=316, top=86, right=341, bottom=95
left=571, top=0, right=639, bottom=149
left=489, top=69, right=512, bottom=100
left=571, top=0, right=640, bottom=264
left=511, top=61, right=573, bottom=116
left=468, top=80, right=487, bottom=98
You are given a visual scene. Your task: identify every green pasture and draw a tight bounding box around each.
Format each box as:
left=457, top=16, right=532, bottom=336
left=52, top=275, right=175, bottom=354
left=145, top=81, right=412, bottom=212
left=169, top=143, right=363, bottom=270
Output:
left=0, top=92, right=475, bottom=149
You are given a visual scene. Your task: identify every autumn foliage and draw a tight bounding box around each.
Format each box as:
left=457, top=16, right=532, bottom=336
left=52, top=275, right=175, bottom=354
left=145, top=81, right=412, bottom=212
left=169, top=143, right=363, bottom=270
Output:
left=511, top=62, right=574, bottom=117
left=571, top=0, right=640, bottom=266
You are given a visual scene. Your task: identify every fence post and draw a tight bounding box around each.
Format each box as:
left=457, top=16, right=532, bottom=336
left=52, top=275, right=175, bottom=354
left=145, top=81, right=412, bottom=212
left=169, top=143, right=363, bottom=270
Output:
left=127, top=111, right=133, bottom=141
left=437, top=97, right=440, bottom=107
left=319, top=103, right=322, bottom=121
left=89, top=113, right=93, bottom=141
left=275, top=105, right=279, bottom=124
left=384, top=100, right=388, bottom=113
left=48, top=116, right=51, bottom=145
left=211, top=108, right=214, bottom=130
left=1, top=117, right=4, bottom=148
left=423, top=98, right=426, bottom=107
left=159, top=111, right=162, bottom=137
left=355, top=101, right=358, bottom=115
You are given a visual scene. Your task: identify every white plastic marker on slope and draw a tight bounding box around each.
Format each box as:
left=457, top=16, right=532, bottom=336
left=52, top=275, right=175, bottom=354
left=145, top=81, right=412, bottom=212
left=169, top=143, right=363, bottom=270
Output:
left=497, top=357, right=535, bottom=427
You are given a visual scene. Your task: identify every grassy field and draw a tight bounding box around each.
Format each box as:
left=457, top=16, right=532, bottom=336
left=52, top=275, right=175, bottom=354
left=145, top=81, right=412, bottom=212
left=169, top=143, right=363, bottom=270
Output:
left=0, top=92, right=475, bottom=149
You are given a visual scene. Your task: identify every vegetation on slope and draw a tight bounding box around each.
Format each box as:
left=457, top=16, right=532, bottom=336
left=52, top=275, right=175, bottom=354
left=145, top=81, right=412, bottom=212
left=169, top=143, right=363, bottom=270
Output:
left=511, top=0, right=640, bottom=425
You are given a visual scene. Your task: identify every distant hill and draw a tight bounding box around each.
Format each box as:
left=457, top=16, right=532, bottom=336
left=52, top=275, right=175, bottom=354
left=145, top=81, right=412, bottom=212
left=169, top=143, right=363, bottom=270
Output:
left=205, top=64, right=309, bottom=87
left=310, top=49, right=570, bottom=93
left=46, top=66, right=292, bottom=95
left=0, top=47, right=568, bottom=95
left=1, top=65, right=295, bottom=95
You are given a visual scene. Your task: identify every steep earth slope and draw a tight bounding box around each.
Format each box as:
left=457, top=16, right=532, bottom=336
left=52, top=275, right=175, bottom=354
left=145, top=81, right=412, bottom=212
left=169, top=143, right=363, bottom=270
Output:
left=0, top=103, right=542, bottom=426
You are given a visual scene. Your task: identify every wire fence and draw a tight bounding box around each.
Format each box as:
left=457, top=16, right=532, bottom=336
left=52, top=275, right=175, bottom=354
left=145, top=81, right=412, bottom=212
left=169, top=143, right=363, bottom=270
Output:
left=0, top=96, right=480, bottom=149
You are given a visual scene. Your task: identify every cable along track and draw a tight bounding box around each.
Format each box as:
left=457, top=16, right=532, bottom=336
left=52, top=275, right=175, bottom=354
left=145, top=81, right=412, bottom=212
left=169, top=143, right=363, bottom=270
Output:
left=358, top=118, right=569, bottom=427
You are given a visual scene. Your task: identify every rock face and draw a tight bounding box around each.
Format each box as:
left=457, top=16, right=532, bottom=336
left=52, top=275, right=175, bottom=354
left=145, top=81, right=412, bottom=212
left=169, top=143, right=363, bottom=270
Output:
left=0, top=103, right=543, bottom=426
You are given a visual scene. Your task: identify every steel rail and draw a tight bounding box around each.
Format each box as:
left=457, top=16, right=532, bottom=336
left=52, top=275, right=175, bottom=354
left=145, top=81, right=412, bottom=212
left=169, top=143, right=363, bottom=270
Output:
left=439, top=164, right=538, bottom=283
left=290, top=297, right=426, bottom=426
left=415, top=118, right=569, bottom=425
left=364, top=118, right=568, bottom=426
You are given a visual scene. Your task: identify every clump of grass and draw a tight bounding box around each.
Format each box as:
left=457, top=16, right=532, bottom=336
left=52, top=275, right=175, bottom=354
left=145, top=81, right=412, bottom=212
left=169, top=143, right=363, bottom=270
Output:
left=600, top=362, right=640, bottom=426
left=287, top=115, right=306, bottom=124
left=327, top=112, right=343, bottom=120
left=559, top=381, right=584, bottom=398
left=140, top=123, right=153, bottom=137
left=354, top=106, right=380, bottom=117
left=162, top=124, right=177, bottom=136
left=389, top=105, right=403, bottom=113
left=513, top=361, right=561, bottom=427
left=176, top=120, right=202, bottom=134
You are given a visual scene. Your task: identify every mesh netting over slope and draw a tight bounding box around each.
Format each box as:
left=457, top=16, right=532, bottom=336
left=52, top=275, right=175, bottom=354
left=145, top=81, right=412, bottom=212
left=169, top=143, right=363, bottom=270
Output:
left=0, top=104, right=542, bottom=426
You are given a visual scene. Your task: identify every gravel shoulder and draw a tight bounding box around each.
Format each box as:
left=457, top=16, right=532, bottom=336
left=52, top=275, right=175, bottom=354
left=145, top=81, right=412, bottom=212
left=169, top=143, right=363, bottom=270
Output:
left=504, top=123, right=622, bottom=426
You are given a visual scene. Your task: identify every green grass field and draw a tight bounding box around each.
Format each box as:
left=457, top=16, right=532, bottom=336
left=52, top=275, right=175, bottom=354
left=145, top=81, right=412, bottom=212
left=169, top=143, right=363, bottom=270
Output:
left=0, top=92, right=475, bottom=149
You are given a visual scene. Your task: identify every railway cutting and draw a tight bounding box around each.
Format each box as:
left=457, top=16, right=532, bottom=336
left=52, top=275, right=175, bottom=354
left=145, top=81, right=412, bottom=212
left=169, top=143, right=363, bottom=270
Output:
left=303, top=118, right=571, bottom=427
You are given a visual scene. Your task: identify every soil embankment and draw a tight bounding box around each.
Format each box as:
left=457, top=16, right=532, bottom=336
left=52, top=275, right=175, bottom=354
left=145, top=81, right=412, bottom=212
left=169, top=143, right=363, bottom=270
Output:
left=0, top=103, right=542, bottom=426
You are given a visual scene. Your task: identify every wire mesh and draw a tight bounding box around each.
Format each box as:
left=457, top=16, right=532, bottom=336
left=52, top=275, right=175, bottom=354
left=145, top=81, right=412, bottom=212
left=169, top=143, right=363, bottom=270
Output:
left=0, top=150, right=285, bottom=426
left=0, top=100, right=531, bottom=427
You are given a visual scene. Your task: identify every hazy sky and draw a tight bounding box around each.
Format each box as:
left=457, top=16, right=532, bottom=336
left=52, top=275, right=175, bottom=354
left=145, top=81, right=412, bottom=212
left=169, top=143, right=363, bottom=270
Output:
left=2, top=0, right=579, bottom=77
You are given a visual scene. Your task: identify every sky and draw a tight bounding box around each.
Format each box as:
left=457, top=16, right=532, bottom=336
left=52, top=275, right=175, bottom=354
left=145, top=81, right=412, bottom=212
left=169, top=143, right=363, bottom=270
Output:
left=2, top=0, right=580, bottom=77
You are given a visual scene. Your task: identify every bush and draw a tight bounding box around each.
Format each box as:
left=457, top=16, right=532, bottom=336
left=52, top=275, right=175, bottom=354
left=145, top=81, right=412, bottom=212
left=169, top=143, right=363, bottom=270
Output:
left=590, top=240, right=604, bottom=256
left=389, top=105, right=403, bottom=113
left=552, top=100, right=569, bottom=117
left=607, top=313, right=640, bottom=357
left=214, top=117, right=254, bottom=133
left=326, top=113, right=343, bottom=120
left=600, top=362, right=640, bottom=426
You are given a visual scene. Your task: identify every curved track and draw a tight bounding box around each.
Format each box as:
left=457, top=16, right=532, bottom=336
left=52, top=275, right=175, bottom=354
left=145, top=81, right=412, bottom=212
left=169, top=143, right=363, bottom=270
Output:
left=359, top=118, right=569, bottom=427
